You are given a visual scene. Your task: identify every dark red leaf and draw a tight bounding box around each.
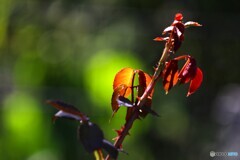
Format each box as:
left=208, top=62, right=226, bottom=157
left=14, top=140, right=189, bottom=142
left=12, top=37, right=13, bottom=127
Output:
left=174, top=22, right=185, bottom=35
left=126, top=70, right=154, bottom=120
left=138, top=70, right=153, bottom=97
left=162, top=60, right=179, bottom=94
left=172, top=23, right=185, bottom=52
left=178, top=57, right=197, bottom=84
left=184, top=21, right=202, bottom=28
left=187, top=67, right=203, bottom=96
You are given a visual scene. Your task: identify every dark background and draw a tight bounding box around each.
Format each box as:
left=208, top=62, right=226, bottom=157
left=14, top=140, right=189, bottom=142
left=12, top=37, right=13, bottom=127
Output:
left=0, top=0, right=240, bottom=160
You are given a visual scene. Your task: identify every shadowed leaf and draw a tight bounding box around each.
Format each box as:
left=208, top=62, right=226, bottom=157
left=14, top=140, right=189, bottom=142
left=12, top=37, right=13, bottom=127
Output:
left=138, top=70, right=153, bottom=97
left=102, top=139, right=119, bottom=160
left=78, top=122, right=104, bottom=153
left=47, top=100, right=89, bottom=122
left=117, top=96, right=133, bottom=107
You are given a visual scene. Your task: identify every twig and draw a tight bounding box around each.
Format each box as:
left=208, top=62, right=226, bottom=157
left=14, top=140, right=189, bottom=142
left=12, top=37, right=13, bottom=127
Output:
left=105, top=41, right=171, bottom=160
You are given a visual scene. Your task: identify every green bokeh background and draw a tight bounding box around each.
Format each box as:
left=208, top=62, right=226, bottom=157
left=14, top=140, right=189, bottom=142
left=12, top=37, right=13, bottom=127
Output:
left=0, top=0, right=240, bottom=160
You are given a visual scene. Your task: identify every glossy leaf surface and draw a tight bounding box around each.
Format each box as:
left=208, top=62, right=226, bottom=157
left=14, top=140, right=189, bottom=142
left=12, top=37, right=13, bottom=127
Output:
left=187, top=67, right=203, bottom=96
left=113, top=67, right=135, bottom=97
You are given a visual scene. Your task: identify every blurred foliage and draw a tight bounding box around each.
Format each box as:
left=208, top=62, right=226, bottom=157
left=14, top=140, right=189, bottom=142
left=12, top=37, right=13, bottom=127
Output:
left=0, top=0, right=240, bottom=160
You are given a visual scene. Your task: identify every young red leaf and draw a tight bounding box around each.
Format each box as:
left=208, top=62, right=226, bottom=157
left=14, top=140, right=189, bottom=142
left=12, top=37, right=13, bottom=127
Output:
left=136, top=70, right=155, bottom=118
left=184, top=21, right=202, bottom=28
left=175, top=13, right=183, bottom=21
left=172, top=28, right=182, bottom=52
left=171, top=22, right=185, bottom=52
left=174, top=22, right=185, bottom=34
left=160, top=20, right=185, bottom=52
left=111, top=84, right=128, bottom=115
left=162, top=26, right=174, bottom=35
left=178, top=57, right=197, bottom=84
left=138, top=70, right=153, bottom=97
left=187, top=67, right=203, bottom=97
left=153, top=37, right=169, bottom=41
left=175, top=56, right=203, bottom=96
left=162, top=60, right=179, bottom=94
left=113, top=67, right=135, bottom=97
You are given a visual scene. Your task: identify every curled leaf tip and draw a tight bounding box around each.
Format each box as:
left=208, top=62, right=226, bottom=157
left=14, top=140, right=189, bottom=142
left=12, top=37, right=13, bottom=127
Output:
left=186, top=92, right=191, bottom=97
left=184, top=21, right=202, bottom=28
left=153, top=37, right=169, bottom=41
left=117, top=96, right=133, bottom=108
left=47, top=100, right=89, bottom=122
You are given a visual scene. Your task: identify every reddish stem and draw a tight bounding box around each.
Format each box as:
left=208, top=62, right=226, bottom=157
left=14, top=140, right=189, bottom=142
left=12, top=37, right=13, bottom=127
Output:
left=105, top=41, right=171, bottom=160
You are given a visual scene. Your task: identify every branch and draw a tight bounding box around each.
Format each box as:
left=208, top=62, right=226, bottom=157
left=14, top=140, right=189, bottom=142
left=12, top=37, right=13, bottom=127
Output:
left=105, top=42, right=171, bottom=160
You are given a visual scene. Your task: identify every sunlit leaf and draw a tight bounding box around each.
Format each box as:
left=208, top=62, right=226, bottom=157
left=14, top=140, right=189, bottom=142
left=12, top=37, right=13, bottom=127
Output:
left=162, top=60, right=179, bottom=94
left=187, top=67, right=203, bottom=97
left=113, top=67, right=135, bottom=97
left=111, top=84, right=128, bottom=115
